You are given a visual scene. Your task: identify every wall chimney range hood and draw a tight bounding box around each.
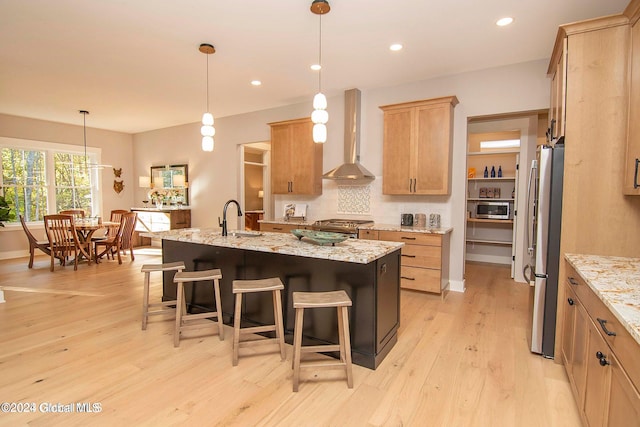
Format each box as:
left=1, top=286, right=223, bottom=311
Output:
left=322, top=88, right=375, bottom=182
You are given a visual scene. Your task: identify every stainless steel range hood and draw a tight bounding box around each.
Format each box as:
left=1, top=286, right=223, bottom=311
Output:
left=322, top=88, right=375, bottom=182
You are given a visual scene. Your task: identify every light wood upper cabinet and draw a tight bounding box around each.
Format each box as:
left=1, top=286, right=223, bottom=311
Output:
left=625, top=10, right=640, bottom=195
left=380, top=96, right=458, bottom=195
left=269, top=117, right=323, bottom=195
left=548, top=36, right=567, bottom=141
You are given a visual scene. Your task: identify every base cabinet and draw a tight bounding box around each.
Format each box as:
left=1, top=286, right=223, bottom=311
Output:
left=361, top=229, right=450, bottom=294
left=132, top=208, right=191, bottom=246
left=562, top=261, right=640, bottom=427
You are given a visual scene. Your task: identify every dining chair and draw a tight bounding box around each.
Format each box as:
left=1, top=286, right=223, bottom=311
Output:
left=59, top=209, right=86, bottom=220
left=19, top=214, right=53, bottom=268
left=44, top=214, right=89, bottom=271
left=108, top=209, right=129, bottom=238
left=94, top=212, right=137, bottom=264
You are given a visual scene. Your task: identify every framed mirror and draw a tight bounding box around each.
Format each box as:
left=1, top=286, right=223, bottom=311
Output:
left=150, top=164, right=189, bottom=206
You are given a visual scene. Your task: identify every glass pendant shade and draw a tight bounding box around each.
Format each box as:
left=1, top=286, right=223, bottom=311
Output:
left=313, top=93, right=327, bottom=110
left=202, top=136, right=214, bottom=152
left=201, top=125, right=215, bottom=137
left=313, top=123, right=327, bottom=143
left=311, top=108, right=329, bottom=124
left=202, top=112, right=214, bottom=126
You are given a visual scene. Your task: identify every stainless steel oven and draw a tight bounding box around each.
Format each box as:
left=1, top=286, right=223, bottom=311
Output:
left=476, top=201, right=510, bottom=219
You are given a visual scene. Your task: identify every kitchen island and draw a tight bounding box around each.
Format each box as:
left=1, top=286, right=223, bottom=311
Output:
left=147, top=228, right=404, bottom=369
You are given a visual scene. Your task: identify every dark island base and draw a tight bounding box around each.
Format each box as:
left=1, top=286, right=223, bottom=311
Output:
left=162, top=240, right=401, bottom=369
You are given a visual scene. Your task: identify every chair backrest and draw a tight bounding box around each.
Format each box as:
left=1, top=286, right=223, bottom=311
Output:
left=19, top=214, right=40, bottom=244
left=44, top=214, right=76, bottom=248
left=59, top=209, right=86, bottom=220
left=108, top=210, right=129, bottom=237
left=120, top=212, right=138, bottom=249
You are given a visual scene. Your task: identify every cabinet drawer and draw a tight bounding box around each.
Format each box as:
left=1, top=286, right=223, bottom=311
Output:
left=260, top=223, right=307, bottom=233
left=566, top=263, right=640, bottom=392
left=400, top=244, right=441, bottom=269
left=400, top=266, right=441, bottom=293
left=358, top=229, right=379, bottom=240
left=379, top=230, right=442, bottom=246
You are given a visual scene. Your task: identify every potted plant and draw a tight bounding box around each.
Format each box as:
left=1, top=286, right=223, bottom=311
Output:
left=0, top=195, right=16, bottom=227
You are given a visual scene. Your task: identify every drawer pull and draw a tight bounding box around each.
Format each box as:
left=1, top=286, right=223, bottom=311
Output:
left=401, top=236, right=417, bottom=240
left=273, top=227, right=283, bottom=231
left=401, top=254, right=416, bottom=258
left=568, top=277, right=578, bottom=286
left=597, top=318, right=617, bottom=336
left=401, top=276, right=415, bottom=281
left=567, top=298, right=574, bottom=306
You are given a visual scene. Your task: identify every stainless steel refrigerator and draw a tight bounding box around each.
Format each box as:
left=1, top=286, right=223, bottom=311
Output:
left=524, top=139, right=564, bottom=358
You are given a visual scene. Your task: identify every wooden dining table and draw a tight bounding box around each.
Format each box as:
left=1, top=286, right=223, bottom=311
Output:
left=74, top=219, right=120, bottom=262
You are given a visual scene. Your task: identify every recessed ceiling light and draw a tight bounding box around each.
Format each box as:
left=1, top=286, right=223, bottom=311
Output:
left=251, top=80, right=262, bottom=86
left=310, top=64, right=321, bottom=71
left=389, top=43, right=403, bottom=51
left=496, top=17, right=514, bottom=27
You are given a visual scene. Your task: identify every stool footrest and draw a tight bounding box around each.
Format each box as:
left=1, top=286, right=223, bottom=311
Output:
left=238, top=337, right=281, bottom=348
left=239, top=325, right=277, bottom=334
left=299, top=360, right=347, bottom=369
left=182, top=312, right=220, bottom=322
left=300, top=344, right=341, bottom=353
left=146, top=308, right=176, bottom=317
left=148, top=300, right=177, bottom=308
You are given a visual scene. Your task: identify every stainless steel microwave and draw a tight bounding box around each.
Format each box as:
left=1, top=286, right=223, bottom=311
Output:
left=476, top=201, right=510, bottom=219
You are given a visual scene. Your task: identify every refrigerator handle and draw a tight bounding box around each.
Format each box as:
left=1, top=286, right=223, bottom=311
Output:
left=525, top=160, right=537, bottom=255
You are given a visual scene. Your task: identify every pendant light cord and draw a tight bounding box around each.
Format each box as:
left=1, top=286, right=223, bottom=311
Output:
left=318, top=14, right=322, bottom=93
left=206, top=53, right=210, bottom=112
left=82, top=111, right=88, bottom=171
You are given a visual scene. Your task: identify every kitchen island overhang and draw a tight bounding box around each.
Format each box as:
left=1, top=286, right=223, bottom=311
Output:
left=147, top=229, right=403, bottom=369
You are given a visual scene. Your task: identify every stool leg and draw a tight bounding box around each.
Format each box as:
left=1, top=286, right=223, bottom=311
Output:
left=142, top=272, right=151, bottom=330
left=339, top=306, right=354, bottom=388
left=174, top=282, right=184, bottom=347
left=292, top=307, right=304, bottom=392
left=213, top=278, right=224, bottom=341
left=232, top=292, right=243, bottom=366
left=273, top=289, right=286, bottom=361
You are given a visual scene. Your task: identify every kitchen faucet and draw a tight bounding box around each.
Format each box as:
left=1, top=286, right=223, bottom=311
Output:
left=219, top=199, right=243, bottom=236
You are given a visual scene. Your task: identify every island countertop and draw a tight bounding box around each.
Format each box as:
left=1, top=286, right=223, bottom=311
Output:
left=565, top=253, right=640, bottom=346
left=144, top=228, right=403, bottom=264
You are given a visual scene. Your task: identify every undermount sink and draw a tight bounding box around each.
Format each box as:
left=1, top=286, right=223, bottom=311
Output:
left=229, top=231, right=263, bottom=237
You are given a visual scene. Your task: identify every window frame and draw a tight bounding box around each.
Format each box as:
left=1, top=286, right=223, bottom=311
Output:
left=0, top=136, right=105, bottom=225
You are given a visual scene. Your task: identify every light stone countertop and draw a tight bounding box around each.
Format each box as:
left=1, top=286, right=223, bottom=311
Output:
left=565, top=253, right=640, bottom=346
left=143, top=228, right=404, bottom=264
left=363, top=223, right=453, bottom=235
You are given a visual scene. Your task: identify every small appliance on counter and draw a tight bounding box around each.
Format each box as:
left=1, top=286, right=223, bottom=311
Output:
left=401, top=213, right=414, bottom=226
left=428, top=213, right=441, bottom=229
left=414, top=213, right=426, bottom=227
left=284, top=203, right=307, bottom=221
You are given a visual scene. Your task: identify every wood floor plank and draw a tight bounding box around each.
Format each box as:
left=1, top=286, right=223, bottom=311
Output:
left=0, top=254, right=581, bottom=426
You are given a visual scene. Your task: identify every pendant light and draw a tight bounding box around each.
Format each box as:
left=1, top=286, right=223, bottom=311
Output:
left=199, top=43, right=216, bottom=152
left=311, top=0, right=330, bottom=143
left=79, top=110, right=111, bottom=170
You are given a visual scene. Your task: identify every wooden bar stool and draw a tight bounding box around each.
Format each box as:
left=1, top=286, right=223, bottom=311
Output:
left=232, top=277, right=286, bottom=366
left=140, top=261, right=185, bottom=330
left=173, top=269, right=224, bottom=347
left=292, top=290, right=353, bottom=392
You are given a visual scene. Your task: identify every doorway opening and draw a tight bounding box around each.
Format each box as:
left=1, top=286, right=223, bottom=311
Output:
left=465, top=110, right=548, bottom=283
left=240, top=142, right=271, bottom=230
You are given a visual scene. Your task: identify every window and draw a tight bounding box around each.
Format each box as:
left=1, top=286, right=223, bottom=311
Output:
left=1, top=137, right=102, bottom=223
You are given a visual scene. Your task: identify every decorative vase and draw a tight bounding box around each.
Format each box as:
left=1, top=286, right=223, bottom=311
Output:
left=155, top=200, right=163, bottom=210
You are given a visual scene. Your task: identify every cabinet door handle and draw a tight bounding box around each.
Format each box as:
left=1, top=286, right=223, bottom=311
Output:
left=413, top=178, right=417, bottom=193
left=568, top=277, right=578, bottom=286
left=567, top=298, right=574, bottom=306
left=596, top=351, right=610, bottom=367
left=401, top=276, right=415, bottom=281
left=634, top=158, right=639, bottom=189
left=401, top=254, right=416, bottom=258
left=597, top=318, right=617, bottom=336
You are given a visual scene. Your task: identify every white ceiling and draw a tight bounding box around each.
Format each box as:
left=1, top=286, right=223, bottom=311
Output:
left=0, top=0, right=630, bottom=134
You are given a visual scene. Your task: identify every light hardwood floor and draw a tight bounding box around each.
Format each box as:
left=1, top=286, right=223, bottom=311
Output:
left=0, top=251, right=582, bottom=427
